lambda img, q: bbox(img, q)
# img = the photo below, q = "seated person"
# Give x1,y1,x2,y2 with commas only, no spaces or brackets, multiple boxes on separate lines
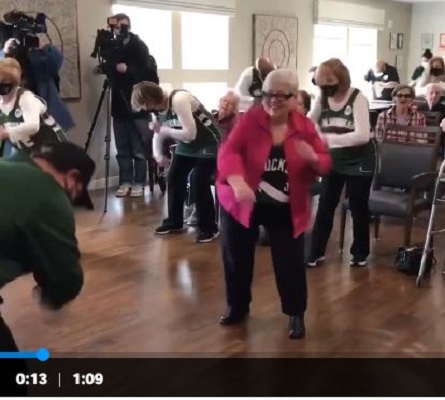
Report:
375,84,426,143
416,56,445,96
296,90,311,115
415,83,445,120
0,58,67,158
364,60,400,101
185,90,240,226
410,49,433,86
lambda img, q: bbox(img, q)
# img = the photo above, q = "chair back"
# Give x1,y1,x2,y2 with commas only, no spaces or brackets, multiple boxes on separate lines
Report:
376,125,441,190
422,111,442,126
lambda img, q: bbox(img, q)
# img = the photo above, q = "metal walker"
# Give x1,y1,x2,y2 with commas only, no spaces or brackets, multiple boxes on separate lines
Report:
417,159,445,287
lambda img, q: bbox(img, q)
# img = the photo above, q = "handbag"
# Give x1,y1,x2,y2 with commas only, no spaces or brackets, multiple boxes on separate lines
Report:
395,244,435,276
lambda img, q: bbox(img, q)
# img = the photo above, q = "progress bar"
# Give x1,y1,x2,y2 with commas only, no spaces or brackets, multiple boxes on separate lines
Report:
0,348,49,361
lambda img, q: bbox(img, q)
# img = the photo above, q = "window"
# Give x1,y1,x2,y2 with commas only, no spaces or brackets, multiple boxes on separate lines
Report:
111,5,173,69
181,12,229,70
313,25,377,93
183,82,228,110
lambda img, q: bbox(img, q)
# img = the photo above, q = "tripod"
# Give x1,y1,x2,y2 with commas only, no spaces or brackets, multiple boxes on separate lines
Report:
84,78,113,213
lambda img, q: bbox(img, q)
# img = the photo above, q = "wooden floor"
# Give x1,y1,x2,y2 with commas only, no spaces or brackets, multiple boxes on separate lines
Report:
3,188,445,357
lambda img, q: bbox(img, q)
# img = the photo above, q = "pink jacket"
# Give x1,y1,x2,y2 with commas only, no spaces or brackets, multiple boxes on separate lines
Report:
217,105,332,238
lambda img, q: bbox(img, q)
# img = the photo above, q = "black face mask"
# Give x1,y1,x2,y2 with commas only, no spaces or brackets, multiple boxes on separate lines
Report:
0,83,13,96
431,68,443,77
312,77,316,86
320,84,339,97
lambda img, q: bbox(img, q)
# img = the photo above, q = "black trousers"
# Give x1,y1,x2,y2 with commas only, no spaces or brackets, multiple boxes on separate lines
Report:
309,171,373,260
167,154,217,233
0,312,28,395
221,206,307,316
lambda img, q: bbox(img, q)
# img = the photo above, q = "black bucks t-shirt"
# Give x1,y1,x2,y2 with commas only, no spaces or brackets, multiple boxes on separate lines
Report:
256,145,289,205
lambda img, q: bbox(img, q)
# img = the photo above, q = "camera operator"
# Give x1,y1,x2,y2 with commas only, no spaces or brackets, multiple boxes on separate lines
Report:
0,11,74,143
105,13,159,198
0,58,70,162
0,141,95,396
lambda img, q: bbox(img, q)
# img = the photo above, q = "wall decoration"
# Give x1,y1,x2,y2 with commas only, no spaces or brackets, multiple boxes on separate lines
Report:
397,33,404,50
0,0,81,99
395,55,403,70
389,33,397,50
439,34,445,50
421,33,434,51
253,14,298,69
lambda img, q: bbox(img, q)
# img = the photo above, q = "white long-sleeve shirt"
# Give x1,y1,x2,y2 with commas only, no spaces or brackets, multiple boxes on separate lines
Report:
0,89,46,146
152,90,199,161
308,88,371,148
234,66,259,111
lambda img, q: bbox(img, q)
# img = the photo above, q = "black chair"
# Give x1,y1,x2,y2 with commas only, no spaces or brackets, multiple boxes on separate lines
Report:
339,125,441,250
422,111,442,127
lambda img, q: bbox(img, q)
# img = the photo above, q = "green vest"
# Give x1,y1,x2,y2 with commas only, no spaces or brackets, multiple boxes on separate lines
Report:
318,89,376,176
160,90,222,158
0,88,68,157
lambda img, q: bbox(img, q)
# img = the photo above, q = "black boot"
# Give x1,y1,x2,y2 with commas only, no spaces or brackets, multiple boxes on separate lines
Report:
288,314,305,339
219,309,249,326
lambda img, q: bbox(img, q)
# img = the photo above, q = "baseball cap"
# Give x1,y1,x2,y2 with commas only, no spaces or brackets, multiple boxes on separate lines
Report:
32,142,96,209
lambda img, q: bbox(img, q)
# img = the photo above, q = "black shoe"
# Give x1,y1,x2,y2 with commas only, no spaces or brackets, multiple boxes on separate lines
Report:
219,309,249,326
288,314,305,339
155,222,185,235
350,257,368,267
197,231,220,243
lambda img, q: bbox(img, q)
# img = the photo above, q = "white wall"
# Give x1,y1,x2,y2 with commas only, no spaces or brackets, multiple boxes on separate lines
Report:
408,2,445,83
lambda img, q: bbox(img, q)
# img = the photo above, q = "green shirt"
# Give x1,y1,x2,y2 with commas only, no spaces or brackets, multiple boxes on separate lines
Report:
161,90,221,158
0,155,83,307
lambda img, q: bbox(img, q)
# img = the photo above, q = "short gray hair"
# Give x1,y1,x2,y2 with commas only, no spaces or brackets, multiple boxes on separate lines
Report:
426,82,442,93
263,69,299,95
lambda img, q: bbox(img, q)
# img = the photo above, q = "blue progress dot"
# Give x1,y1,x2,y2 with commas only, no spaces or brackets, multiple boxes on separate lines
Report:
36,348,50,362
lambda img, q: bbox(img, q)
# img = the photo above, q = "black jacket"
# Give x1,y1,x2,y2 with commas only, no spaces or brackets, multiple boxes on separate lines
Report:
110,33,159,119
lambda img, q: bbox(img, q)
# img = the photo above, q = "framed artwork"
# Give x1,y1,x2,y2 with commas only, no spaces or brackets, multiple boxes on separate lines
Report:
389,33,397,50
421,33,434,51
397,33,404,50
253,14,298,69
395,55,403,70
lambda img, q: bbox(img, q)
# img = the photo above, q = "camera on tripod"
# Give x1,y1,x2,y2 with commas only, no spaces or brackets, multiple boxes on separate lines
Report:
90,17,129,76
0,10,47,55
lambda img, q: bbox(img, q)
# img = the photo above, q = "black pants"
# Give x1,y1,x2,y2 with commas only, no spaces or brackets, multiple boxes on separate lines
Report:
167,154,217,233
309,171,373,260
221,206,307,316
0,313,28,395
186,168,197,206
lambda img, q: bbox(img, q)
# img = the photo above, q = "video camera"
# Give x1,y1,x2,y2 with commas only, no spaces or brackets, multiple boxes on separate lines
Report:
90,16,129,76
0,10,47,55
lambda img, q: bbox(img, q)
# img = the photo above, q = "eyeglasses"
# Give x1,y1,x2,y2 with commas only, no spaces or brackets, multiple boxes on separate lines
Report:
396,93,412,99
262,92,293,102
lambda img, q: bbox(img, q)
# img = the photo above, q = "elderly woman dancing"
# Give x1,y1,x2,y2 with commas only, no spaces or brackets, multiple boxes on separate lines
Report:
217,69,331,339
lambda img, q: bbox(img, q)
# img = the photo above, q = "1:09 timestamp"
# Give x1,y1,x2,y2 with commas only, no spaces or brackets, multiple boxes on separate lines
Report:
73,373,104,385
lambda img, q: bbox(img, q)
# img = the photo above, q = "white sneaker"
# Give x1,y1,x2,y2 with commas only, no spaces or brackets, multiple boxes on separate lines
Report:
130,184,145,198
116,184,131,197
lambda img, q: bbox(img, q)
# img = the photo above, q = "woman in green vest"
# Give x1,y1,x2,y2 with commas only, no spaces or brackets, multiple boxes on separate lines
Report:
307,58,375,268
0,58,66,158
132,81,221,243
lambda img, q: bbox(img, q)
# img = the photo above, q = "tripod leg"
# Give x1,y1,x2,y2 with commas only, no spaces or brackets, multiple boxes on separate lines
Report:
104,85,112,213
85,79,108,152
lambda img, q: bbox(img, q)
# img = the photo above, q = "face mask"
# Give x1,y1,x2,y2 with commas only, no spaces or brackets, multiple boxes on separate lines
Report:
0,83,13,95
320,84,339,98
312,77,316,86
431,68,443,77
